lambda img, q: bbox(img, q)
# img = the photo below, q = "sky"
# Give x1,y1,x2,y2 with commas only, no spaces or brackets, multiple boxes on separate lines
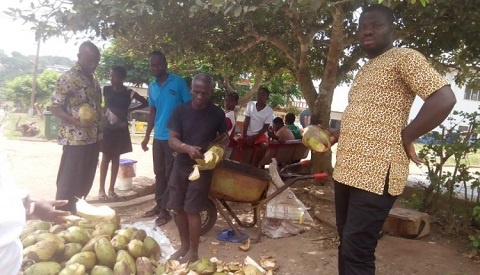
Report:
0,0,106,60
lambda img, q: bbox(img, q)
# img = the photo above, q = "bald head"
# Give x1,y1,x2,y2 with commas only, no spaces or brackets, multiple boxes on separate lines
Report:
77,41,100,75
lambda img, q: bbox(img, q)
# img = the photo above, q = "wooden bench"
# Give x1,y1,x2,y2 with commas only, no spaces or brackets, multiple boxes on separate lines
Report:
231,139,310,167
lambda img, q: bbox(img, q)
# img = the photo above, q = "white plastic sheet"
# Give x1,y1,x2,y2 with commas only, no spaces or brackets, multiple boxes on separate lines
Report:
121,220,174,263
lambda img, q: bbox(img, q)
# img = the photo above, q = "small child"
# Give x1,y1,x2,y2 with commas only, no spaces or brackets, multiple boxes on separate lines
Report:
224,92,239,159
98,66,148,200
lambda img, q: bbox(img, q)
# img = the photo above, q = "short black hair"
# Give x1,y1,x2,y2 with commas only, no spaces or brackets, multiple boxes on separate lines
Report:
148,50,167,64
226,92,239,102
258,87,270,97
192,73,214,89
285,113,296,124
111,65,127,78
273,117,284,125
78,41,100,55
360,4,395,24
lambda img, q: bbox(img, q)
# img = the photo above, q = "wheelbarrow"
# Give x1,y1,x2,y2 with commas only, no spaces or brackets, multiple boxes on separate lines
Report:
199,159,327,244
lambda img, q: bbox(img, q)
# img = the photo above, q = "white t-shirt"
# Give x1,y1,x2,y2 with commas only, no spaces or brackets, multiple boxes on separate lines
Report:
0,140,25,275
225,110,236,137
244,101,274,136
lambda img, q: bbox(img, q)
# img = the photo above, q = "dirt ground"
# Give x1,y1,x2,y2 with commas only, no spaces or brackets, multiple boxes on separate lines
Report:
117,183,480,275
4,138,480,274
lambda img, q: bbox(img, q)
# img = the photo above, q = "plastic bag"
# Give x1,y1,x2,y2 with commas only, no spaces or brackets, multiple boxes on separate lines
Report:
261,159,314,238
263,183,314,224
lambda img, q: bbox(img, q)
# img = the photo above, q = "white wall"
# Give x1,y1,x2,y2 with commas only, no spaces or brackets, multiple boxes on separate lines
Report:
409,74,479,129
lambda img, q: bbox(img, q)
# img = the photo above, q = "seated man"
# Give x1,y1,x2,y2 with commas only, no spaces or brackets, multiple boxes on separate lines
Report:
241,87,274,167
268,117,295,142
285,113,302,139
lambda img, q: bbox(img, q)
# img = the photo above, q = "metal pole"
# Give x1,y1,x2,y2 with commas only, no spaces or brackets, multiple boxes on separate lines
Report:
28,39,41,117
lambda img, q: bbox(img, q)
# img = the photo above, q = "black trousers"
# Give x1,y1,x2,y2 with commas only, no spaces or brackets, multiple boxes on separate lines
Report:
55,143,99,213
152,139,174,210
334,176,397,275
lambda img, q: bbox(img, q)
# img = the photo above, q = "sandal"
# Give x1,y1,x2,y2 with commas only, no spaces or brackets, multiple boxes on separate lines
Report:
155,216,172,227
155,212,172,227
108,191,119,201
98,193,108,201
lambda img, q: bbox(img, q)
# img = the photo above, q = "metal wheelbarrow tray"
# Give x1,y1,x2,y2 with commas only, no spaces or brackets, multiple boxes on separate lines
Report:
205,159,327,244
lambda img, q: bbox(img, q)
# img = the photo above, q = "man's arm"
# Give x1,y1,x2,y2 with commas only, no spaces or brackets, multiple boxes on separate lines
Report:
141,106,156,151
168,130,203,160
402,86,456,144
242,116,250,137
402,86,456,164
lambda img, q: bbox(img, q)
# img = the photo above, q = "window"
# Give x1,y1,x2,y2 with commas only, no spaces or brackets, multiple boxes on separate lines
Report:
464,86,480,101
458,125,469,132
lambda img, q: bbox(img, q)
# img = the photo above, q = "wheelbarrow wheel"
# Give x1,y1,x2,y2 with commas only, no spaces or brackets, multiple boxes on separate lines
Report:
200,199,217,235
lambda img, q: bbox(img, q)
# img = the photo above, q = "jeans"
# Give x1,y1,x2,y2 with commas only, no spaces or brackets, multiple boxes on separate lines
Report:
334,176,397,275
152,139,174,210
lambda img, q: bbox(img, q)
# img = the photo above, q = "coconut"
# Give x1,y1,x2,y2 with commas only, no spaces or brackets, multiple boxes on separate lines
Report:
76,198,116,222
78,103,96,124
302,125,331,153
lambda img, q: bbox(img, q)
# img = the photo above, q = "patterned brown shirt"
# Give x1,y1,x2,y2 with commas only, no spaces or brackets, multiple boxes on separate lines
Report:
51,63,102,145
333,47,448,195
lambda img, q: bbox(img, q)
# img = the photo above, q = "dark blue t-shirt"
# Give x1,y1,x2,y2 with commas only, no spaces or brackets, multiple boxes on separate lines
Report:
168,101,227,165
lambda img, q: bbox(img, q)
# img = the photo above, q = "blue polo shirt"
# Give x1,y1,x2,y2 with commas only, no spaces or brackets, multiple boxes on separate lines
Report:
148,74,191,140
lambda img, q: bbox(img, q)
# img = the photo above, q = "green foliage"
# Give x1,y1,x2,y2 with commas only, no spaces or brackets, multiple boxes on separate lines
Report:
96,45,151,86
469,205,480,254
414,110,480,234
2,70,61,111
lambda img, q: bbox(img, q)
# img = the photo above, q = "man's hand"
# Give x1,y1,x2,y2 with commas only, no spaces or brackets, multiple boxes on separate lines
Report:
141,136,150,152
403,142,424,165
184,144,204,160
71,117,95,128
33,200,70,224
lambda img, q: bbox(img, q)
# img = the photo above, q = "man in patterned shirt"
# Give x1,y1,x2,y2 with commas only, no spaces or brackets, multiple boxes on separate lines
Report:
50,41,102,213
326,5,456,274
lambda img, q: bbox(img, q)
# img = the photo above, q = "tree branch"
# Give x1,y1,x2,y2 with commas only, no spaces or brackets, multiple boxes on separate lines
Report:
238,69,264,107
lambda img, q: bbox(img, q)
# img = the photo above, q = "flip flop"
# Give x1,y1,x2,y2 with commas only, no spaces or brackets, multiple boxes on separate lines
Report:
108,192,119,200
216,229,249,243
155,213,172,227
98,194,108,201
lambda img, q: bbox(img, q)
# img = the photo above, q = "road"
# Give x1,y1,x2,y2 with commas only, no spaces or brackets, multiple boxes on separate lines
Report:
3,138,154,200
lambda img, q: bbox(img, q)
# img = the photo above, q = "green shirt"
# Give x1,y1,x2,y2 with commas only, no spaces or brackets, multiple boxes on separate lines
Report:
287,124,302,139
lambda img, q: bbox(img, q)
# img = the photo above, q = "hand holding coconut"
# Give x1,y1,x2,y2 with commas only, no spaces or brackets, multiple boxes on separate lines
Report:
75,103,97,128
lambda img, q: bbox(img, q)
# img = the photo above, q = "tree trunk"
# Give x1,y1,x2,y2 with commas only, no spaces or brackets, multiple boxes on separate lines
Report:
303,7,345,179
